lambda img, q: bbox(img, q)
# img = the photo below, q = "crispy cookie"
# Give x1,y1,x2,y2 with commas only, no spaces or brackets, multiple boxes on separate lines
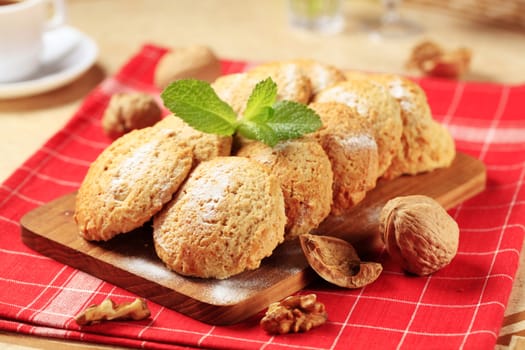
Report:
288,59,346,97
369,74,456,179
247,61,312,104
154,116,232,164
309,102,379,215
75,127,193,241
212,73,260,116
153,156,286,279
315,79,403,177
237,138,333,240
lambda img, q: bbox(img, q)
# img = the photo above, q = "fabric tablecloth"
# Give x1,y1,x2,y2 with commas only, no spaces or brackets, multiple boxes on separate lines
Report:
1,44,524,350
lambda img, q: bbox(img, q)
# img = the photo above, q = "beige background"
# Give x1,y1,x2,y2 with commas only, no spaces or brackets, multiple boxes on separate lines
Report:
0,0,524,348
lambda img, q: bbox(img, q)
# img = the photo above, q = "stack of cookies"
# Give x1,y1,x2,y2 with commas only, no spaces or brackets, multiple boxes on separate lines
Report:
74,59,455,279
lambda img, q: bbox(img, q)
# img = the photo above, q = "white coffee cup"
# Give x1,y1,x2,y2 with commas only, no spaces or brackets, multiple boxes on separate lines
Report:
0,0,66,83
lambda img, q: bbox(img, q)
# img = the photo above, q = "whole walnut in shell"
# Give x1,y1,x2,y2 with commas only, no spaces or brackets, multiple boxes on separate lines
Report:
380,195,459,276
102,93,162,139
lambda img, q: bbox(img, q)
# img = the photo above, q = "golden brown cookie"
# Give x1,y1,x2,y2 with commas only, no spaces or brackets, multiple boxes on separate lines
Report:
247,62,312,104
154,45,221,89
154,115,232,164
212,62,312,116
288,59,346,97
101,93,162,139
75,127,193,241
237,138,333,240
211,73,261,115
315,80,402,177
153,156,286,279
309,102,379,215
368,74,456,179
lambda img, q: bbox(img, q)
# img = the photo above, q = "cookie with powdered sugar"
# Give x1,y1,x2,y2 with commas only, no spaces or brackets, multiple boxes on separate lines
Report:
315,79,403,177
211,73,261,116
212,61,312,117
288,59,347,97
153,156,286,279
247,62,312,104
309,102,379,215
75,126,193,241
367,74,456,179
154,116,232,165
237,138,333,240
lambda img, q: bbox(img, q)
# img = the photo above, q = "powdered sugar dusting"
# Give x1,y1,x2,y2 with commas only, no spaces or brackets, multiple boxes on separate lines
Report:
312,64,332,92
341,134,377,151
321,86,369,116
388,78,413,112
281,64,300,99
200,241,307,305
108,141,158,201
184,161,233,223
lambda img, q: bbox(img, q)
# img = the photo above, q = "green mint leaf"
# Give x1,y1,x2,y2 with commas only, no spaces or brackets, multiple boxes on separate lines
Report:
268,100,323,140
161,79,237,136
237,121,279,147
246,106,274,124
243,77,277,121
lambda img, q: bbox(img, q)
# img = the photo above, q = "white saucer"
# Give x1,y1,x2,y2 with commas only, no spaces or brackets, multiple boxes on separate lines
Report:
0,26,98,99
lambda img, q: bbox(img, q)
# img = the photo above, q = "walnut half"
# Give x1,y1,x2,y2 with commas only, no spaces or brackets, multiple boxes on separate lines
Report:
260,294,328,335
299,233,382,289
74,298,151,326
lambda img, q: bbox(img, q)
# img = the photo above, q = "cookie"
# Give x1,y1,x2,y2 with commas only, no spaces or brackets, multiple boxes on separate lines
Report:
309,102,379,215
211,73,261,115
247,61,312,104
75,127,193,241
368,74,455,179
288,59,346,96
153,156,286,279
213,61,314,117
237,138,333,239
315,79,403,177
154,115,232,164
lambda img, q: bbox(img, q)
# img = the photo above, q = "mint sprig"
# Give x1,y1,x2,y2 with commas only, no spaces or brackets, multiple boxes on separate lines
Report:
160,77,322,147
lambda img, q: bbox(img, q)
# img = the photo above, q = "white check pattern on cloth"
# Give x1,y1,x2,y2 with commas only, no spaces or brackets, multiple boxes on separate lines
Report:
0,44,524,350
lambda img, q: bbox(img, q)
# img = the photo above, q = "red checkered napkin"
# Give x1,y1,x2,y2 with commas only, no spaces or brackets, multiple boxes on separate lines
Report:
0,44,524,350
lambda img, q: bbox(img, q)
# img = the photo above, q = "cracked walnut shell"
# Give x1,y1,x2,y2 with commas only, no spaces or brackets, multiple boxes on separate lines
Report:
380,195,459,276
299,233,382,289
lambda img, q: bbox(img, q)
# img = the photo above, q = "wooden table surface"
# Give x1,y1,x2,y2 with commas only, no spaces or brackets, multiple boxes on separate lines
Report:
0,0,524,348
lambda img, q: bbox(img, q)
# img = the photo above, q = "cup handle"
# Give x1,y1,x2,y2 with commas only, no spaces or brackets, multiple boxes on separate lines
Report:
44,0,66,31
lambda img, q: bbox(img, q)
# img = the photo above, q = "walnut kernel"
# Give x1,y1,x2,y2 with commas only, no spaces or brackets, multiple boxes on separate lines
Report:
380,195,459,276
74,298,151,326
260,294,327,334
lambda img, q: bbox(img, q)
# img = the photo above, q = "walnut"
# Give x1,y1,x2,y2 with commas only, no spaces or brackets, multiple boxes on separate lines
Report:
299,233,382,289
406,40,471,79
154,45,221,89
101,93,162,139
379,195,459,276
260,294,327,334
74,298,151,326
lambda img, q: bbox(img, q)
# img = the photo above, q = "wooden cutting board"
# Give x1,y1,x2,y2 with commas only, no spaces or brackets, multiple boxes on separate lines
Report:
20,152,486,325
